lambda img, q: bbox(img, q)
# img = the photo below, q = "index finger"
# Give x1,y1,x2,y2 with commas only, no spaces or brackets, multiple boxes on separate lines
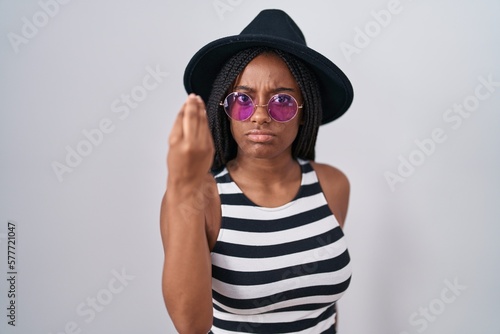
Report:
182,94,201,140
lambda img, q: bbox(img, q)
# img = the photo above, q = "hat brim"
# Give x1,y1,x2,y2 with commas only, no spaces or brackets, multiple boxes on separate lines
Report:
184,34,353,125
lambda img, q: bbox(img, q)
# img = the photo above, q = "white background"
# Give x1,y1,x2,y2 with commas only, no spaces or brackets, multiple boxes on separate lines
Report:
1,1,499,333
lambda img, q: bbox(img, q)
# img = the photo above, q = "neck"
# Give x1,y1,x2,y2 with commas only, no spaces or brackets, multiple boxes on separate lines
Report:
227,153,300,185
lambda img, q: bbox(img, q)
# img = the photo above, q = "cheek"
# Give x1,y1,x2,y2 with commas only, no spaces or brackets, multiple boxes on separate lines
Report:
288,113,303,135
229,120,237,138
288,124,301,143
229,120,245,144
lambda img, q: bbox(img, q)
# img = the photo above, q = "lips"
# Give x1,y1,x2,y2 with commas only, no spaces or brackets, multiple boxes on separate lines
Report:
245,129,275,143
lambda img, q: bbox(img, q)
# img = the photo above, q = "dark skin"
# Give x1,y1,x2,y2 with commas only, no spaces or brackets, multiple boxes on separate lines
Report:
161,53,350,333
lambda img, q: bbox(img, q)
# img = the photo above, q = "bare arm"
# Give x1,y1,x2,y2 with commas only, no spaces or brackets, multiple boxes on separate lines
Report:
311,162,350,331
310,162,350,228
160,94,214,333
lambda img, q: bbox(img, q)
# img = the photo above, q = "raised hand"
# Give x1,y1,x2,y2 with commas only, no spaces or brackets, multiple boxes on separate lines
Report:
167,94,214,190
161,94,215,333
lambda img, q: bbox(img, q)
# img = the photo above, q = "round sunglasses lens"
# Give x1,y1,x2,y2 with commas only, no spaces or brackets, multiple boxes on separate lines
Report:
268,94,298,122
224,93,254,121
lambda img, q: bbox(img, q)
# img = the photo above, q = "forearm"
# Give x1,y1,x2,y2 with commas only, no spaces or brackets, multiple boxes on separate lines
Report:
161,186,213,333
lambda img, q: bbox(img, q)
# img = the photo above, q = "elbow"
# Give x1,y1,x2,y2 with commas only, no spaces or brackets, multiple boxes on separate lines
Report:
169,313,212,334
164,296,213,334
174,322,212,334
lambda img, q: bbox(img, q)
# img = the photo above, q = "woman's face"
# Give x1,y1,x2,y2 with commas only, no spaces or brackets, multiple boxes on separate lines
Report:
229,52,304,161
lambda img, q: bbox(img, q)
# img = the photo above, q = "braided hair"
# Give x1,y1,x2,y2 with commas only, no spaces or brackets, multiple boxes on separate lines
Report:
206,47,322,171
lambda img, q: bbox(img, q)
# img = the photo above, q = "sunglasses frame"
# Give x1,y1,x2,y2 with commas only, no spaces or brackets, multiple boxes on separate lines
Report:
220,92,303,123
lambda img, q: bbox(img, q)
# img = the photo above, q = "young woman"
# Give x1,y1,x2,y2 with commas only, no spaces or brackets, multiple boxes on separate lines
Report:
161,9,354,333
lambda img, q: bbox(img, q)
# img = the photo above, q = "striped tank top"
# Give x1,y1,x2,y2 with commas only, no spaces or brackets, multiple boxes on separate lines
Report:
210,159,352,333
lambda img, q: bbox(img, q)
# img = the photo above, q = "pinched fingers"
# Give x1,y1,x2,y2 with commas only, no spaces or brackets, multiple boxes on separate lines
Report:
169,94,213,152
169,94,206,143
167,94,214,182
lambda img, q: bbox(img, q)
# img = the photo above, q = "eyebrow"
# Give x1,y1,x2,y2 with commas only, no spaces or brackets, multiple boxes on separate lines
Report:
233,85,297,94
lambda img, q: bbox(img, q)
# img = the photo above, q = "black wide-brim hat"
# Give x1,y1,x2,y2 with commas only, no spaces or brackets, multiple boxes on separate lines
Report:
184,9,353,124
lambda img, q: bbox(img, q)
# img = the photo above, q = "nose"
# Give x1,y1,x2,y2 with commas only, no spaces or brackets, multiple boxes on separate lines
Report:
250,102,271,124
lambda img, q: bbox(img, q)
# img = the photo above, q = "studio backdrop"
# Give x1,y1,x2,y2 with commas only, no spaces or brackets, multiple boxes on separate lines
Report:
1,1,499,333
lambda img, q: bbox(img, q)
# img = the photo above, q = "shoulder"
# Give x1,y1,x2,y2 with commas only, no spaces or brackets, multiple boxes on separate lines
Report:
308,161,350,228
309,161,350,195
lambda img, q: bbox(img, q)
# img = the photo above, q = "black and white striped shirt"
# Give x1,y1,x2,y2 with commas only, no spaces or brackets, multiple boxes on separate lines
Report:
210,159,352,333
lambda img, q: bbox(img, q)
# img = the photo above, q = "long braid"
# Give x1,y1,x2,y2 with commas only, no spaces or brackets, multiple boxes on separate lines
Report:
274,49,322,160
206,47,322,171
